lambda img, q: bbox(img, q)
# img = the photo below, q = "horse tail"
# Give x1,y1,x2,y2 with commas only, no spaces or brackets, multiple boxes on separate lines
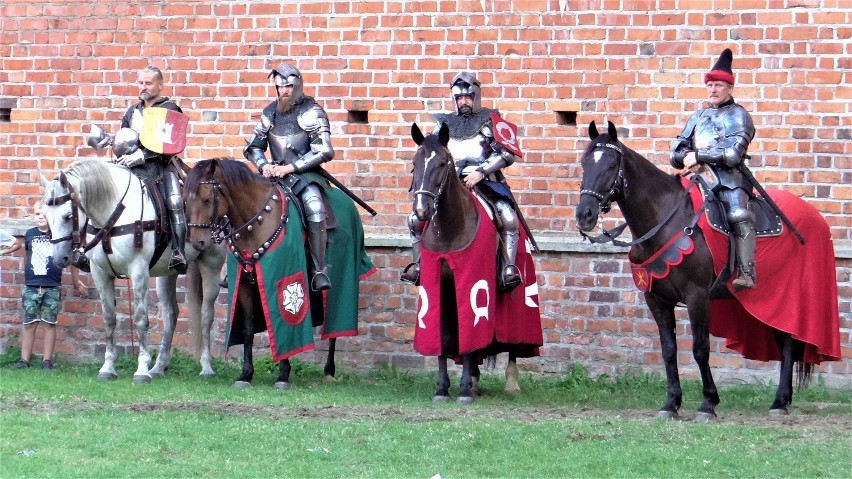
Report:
795,361,813,390
185,260,204,359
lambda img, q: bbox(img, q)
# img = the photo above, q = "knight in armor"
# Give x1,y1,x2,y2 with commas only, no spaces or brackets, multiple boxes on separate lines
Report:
110,65,188,274
401,71,522,292
243,62,334,291
671,49,758,290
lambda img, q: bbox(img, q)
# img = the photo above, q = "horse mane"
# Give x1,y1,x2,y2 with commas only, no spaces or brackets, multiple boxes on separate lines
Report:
185,157,258,195
61,160,118,215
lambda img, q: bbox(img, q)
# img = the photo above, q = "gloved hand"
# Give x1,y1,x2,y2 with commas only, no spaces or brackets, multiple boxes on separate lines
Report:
115,150,145,167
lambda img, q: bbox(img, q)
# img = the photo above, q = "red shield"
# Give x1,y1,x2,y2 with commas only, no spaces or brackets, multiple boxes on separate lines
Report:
139,107,189,155
490,112,523,158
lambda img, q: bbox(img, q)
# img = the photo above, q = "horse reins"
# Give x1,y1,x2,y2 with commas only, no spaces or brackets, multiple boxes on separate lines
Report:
46,172,132,257
187,176,286,272
186,178,228,243
579,141,705,248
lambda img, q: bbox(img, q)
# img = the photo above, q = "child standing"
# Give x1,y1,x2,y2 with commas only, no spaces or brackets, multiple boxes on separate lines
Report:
11,201,86,370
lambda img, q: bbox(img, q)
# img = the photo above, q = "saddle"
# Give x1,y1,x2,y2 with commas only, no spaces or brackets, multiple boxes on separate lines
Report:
85,174,171,270
696,179,783,238
694,177,782,299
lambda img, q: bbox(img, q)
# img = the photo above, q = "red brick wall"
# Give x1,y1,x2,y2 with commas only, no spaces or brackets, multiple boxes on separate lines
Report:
1,0,849,386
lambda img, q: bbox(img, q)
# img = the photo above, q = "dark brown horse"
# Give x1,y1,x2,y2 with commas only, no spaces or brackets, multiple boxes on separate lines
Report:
409,123,542,404
575,121,840,420
184,158,374,389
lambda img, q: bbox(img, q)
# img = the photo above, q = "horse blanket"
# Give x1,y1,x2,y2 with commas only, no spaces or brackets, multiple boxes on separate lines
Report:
682,177,840,364
225,188,376,361
415,194,542,356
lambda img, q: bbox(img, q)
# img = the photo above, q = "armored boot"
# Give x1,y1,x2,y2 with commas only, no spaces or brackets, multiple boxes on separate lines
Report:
400,241,421,285
307,220,331,291
168,207,188,275
498,229,521,292
731,220,756,290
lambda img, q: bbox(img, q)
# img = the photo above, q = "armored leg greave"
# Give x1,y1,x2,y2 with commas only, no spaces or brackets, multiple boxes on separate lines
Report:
301,185,330,291
400,212,426,285
165,171,187,274
495,200,521,292
306,220,330,291
732,220,756,290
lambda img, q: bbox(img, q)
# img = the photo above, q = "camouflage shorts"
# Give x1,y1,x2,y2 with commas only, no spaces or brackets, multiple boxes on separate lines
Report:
21,286,61,325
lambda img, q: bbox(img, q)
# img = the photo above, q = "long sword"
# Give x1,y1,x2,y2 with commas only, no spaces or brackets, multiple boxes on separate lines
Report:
736,162,805,245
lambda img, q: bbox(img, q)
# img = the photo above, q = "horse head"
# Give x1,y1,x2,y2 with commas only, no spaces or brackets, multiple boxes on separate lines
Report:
41,167,89,268
410,122,452,221
184,158,230,251
575,120,626,233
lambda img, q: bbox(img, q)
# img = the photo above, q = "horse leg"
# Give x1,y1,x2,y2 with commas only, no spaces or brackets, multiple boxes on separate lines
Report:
195,255,223,377
505,352,521,395
130,267,153,383
770,330,796,415
150,275,178,377
234,333,254,388
646,295,682,418
433,355,451,402
322,338,337,383
458,353,476,404
471,359,481,396
93,271,118,381
275,359,291,390
685,298,719,422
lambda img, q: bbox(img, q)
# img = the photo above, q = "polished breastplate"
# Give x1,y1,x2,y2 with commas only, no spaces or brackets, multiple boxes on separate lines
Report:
268,130,310,165
448,136,488,166
693,111,725,150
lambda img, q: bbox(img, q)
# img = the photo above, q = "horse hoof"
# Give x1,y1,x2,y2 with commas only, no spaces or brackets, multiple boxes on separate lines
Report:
432,395,450,403
97,372,117,381
769,408,789,417
132,374,152,384
274,381,291,390
322,375,337,384
233,381,252,389
149,369,164,377
657,410,679,420
504,386,521,395
457,396,475,405
199,371,215,378
694,412,716,423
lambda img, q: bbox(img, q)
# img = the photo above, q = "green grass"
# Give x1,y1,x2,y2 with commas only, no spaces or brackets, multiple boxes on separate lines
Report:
1,350,850,478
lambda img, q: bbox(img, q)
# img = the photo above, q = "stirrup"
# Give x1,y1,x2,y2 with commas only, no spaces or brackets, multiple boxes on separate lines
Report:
732,271,755,290
400,262,420,286
169,252,188,274
311,270,331,291
499,265,522,292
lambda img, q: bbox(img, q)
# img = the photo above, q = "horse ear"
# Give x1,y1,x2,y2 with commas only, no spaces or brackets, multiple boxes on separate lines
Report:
588,121,599,140
411,123,425,146
58,171,69,188
39,170,51,190
438,122,450,147
607,121,618,141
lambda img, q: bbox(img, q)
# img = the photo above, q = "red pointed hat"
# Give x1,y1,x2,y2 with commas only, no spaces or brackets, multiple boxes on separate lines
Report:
704,48,735,85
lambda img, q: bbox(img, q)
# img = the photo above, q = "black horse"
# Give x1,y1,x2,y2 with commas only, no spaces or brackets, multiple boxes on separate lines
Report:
575,121,839,420
409,123,542,404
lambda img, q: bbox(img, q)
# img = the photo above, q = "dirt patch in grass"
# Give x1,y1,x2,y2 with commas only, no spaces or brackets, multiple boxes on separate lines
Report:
5,397,850,433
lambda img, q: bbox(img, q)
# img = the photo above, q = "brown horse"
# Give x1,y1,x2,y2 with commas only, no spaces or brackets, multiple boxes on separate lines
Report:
409,123,543,404
183,158,374,389
575,121,840,420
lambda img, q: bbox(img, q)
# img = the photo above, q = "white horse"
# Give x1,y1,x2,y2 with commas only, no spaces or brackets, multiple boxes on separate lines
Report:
40,160,226,382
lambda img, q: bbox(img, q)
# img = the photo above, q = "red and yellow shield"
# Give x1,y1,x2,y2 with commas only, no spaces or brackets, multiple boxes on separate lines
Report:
139,107,189,155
